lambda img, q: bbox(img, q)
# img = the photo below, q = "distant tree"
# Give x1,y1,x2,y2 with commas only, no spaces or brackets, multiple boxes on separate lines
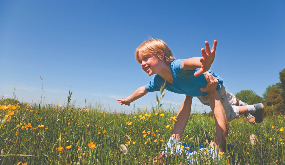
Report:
279,68,285,103
235,90,264,105
263,83,281,100
265,86,285,116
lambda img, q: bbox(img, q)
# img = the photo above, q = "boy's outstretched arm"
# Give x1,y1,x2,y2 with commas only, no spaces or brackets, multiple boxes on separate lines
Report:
116,86,148,106
182,40,217,77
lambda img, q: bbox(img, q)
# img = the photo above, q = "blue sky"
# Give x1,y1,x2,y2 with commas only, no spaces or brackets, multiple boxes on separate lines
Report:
1,0,284,113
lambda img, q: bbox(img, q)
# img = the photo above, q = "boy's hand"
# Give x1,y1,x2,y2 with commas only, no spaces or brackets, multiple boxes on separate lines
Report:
116,98,131,106
200,72,218,93
194,40,217,77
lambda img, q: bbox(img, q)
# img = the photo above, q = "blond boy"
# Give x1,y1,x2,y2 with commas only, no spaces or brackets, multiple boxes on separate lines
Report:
117,39,264,151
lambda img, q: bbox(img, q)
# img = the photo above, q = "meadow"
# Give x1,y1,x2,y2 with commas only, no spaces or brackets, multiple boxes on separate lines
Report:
0,97,284,164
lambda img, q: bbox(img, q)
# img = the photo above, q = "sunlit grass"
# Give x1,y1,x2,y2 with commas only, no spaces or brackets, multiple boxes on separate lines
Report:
0,99,284,164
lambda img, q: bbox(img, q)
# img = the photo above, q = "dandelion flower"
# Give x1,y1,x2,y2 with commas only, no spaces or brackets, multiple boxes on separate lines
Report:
272,126,274,128
142,130,146,133
280,127,284,132
78,147,81,151
133,141,136,144
270,137,272,141
98,132,101,134
143,134,147,137
160,114,164,117
5,115,11,121
38,125,44,128
8,104,17,110
8,111,15,116
58,146,63,151
154,139,158,142
218,152,225,157
0,105,7,109
26,123,32,128
66,145,72,149
88,142,96,149
165,125,170,128
125,141,131,146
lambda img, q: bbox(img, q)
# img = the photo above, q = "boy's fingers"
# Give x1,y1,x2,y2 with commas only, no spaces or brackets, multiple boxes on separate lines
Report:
211,40,217,52
201,48,207,59
194,68,203,77
205,41,211,55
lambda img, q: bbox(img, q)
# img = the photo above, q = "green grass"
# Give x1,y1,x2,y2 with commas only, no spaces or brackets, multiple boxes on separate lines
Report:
0,100,284,164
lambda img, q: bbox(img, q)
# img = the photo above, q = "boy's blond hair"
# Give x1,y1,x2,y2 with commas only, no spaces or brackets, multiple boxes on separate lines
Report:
135,39,175,64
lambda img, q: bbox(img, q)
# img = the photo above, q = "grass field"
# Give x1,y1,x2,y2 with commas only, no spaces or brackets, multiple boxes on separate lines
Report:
0,98,284,164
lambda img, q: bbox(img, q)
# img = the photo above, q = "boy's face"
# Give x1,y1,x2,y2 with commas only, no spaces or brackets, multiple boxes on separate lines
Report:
139,53,161,76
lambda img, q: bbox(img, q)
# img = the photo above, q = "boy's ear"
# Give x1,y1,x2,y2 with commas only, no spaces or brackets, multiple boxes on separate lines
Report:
159,51,165,60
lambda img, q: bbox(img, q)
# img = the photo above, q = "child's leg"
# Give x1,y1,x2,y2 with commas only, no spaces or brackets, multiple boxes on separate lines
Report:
171,95,193,141
225,90,264,123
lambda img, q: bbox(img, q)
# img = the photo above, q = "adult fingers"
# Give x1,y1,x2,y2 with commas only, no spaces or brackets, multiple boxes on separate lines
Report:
205,41,211,55
200,87,207,92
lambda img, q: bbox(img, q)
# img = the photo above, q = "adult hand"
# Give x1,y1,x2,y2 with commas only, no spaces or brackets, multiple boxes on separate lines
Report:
200,72,218,93
116,98,131,106
194,40,217,77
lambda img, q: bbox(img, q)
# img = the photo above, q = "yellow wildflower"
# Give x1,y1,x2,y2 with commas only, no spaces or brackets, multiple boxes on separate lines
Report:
26,123,32,127
88,142,96,149
272,126,274,128
147,131,151,134
0,105,7,109
143,134,147,137
78,147,81,151
5,115,11,121
142,130,146,133
103,130,106,133
98,132,101,134
155,113,158,115
165,125,170,128
154,139,158,142
160,114,164,117
133,116,136,118
125,141,131,146
38,125,44,128
270,137,272,141
66,145,72,149
156,130,159,132
8,104,17,110
8,111,15,116
280,127,284,132
58,146,63,151
218,152,225,157
133,141,136,144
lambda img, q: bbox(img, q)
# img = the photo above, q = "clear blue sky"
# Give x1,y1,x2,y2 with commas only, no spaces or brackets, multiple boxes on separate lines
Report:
1,0,284,113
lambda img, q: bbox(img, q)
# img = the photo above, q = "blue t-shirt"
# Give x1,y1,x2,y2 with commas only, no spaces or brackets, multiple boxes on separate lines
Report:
145,59,223,97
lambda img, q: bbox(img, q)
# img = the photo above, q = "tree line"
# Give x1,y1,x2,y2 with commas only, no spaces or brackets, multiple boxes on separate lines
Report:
235,68,285,116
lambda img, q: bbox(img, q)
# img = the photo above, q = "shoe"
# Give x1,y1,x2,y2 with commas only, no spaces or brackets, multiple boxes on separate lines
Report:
246,113,255,124
251,103,264,123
